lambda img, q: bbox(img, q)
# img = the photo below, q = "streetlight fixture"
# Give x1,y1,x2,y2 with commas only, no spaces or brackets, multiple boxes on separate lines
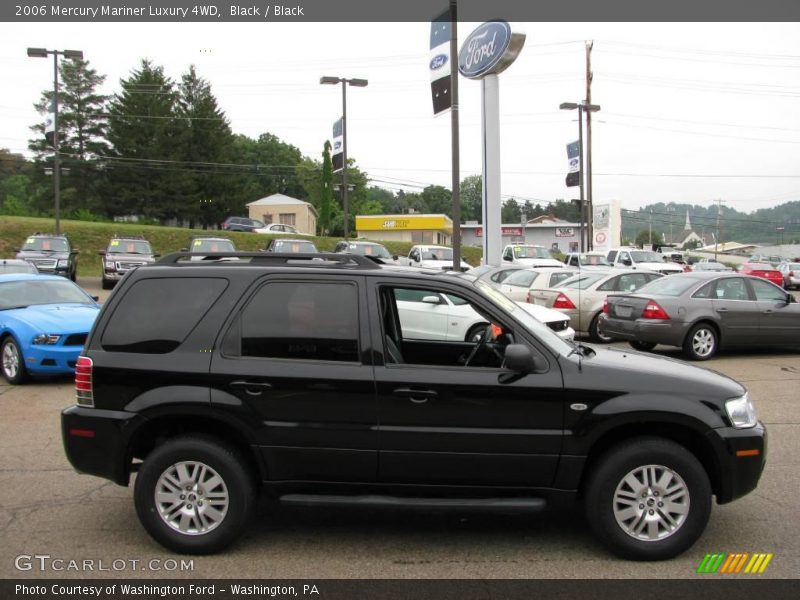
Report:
27,47,84,235
560,100,600,250
320,76,368,241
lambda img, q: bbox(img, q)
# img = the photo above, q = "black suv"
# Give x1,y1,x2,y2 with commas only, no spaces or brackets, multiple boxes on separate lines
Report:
15,233,79,280
98,236,158,289
62,252,766,559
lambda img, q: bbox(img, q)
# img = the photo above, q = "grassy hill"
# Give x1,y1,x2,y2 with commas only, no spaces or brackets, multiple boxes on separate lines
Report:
0,216,483,276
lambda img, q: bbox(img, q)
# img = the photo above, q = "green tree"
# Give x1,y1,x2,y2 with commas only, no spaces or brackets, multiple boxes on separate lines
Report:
420,185,452,215
28,57,109,215
105,59,181,220
176,65,234,227
501,198,521,223
459,175,482,222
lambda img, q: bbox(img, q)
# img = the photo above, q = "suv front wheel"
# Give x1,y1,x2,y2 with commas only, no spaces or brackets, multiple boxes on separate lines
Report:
584,436,711,560
134,435,256,554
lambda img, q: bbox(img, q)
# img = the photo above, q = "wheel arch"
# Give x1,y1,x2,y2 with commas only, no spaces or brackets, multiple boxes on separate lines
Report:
578,422,722,501
126,410,265,486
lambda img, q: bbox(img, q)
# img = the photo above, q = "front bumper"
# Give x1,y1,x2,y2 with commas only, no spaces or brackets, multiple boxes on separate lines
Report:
707,422,767,504
25,344,83,375
62,405,145,485
598,314,690,347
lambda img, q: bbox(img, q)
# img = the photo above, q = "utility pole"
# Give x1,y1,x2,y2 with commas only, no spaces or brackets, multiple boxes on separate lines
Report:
585,41,595,251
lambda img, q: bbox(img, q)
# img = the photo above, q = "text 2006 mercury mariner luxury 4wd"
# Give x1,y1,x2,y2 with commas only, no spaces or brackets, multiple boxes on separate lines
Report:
62,252,766,559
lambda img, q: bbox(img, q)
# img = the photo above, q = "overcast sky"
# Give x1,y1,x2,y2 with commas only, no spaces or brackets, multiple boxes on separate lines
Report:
1,21,799,213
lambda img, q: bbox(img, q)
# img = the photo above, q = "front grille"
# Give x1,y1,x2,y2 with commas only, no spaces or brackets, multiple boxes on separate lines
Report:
64,334,88,346
117,261,146,271
548,320,569,332
32,259,57,268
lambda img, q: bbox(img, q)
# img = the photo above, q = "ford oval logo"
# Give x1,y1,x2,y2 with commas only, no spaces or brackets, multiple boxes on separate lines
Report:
459,21,512,79
430,54,448,71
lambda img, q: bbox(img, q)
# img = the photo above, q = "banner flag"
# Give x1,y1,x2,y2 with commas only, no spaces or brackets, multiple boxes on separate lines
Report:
332,117,344,172
429,10,452,115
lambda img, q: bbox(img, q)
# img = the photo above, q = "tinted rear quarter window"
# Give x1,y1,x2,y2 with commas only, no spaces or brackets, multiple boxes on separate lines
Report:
101,278,227,353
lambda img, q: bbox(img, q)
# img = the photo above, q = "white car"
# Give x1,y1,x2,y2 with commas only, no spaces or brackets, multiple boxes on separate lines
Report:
401,245,471,271
501,244,563,268
395,287,574,343
253,223,313,236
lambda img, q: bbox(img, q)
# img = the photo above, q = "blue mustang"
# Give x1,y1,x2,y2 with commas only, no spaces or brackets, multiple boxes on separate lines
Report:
0,273,100,384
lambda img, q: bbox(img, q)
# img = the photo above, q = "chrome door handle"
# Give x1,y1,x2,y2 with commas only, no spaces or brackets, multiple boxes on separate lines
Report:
393,388,438,404
230,381,273,395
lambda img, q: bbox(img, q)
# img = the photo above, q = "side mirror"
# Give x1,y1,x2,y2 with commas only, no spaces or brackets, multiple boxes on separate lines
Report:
422,295,442,305
153,253,161,258
503,255,513,262
13,247,20,252
787,294,796,304
180,247,188,252
91,295,100,302
621,259,632,266
98,251,106,256
392,255,398,261
503,344,547,373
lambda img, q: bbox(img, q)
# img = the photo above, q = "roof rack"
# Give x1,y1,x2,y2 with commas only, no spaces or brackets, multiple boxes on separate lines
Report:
157,252,382,269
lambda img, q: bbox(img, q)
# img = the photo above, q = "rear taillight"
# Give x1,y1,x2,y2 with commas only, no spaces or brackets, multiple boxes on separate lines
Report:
641,300,670,320
603,298,609,314
75,355,93,407
553,293,576,310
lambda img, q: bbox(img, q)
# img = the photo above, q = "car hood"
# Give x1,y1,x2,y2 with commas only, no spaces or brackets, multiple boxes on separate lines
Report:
16,250,70,260
634,262,683,272
516,301,570,324
105,253,155,262
6,304,100,333
515,258,564,268
578,345,744,402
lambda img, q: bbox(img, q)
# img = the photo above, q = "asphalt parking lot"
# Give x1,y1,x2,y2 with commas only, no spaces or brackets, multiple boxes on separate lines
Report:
1,278,798,579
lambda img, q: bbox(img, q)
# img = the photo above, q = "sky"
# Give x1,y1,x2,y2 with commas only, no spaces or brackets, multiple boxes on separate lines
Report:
1,20,799,213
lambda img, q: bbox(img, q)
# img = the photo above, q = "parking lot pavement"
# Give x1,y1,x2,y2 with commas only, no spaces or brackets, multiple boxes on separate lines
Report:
1,303,798,579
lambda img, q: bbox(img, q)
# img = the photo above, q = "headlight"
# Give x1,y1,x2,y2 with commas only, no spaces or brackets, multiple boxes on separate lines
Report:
57,259,69,268
105,260,115,269
32,334,61,345
725,393,758,429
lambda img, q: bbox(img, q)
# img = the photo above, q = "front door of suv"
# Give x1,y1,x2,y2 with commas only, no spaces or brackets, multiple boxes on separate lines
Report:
210,276,377,482
370,280,564,488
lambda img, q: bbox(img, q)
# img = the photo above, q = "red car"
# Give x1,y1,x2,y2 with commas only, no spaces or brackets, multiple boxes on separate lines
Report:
739,262,784,286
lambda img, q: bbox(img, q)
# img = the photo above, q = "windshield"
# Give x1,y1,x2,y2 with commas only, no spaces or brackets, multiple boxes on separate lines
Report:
21,237,69,252
422,248,453,261
192,239,236,253
635,276,698,297
350,243,392,259
0,279,93,310
579,254,610,266
473,280,573,354
273,240,318,253
630,251,664,263
108,240,153,255
557,272,607,289
513,246,552,259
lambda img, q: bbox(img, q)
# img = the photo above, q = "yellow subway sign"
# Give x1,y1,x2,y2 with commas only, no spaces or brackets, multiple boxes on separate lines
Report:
356,214,452,232
696,552,773,574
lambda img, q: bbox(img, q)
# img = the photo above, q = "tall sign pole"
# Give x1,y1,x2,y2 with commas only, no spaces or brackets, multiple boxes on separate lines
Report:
458,21,525,266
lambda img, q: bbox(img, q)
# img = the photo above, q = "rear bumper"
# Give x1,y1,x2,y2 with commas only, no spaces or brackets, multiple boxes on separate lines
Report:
62,405,145,485
597,315,690,347
707,422,767,504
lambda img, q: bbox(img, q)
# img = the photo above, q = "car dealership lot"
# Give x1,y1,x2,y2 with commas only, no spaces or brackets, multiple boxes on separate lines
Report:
1,329,797,579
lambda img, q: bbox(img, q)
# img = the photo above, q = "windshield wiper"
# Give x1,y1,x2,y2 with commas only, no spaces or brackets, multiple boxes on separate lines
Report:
0,305,29,311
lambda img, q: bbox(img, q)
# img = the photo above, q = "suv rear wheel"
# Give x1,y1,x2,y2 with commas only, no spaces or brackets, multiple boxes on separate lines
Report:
134,435,256,554
584,436,711,560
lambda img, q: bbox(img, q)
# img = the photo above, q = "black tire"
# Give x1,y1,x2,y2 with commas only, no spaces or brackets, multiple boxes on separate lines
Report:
629,340,657,352
69,268,77,282
682,323,718,361
1,336,27,385
101,277,113,290
584,436,711,561
589,313,614,343
134,435,256,554
465,322,489,343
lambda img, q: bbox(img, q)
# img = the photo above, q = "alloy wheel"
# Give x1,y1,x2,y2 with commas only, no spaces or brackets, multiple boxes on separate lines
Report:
154,460,229,536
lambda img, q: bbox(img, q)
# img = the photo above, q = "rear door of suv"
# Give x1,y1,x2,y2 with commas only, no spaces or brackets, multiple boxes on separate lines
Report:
210,274,378,482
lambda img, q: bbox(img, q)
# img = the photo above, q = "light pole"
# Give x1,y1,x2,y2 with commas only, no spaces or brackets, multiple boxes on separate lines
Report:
560,101,600,250
27,47,83,235
320,76,368,241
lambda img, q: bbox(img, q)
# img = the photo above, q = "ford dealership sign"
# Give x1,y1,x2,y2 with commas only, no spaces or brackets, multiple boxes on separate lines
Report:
458,21,525,80
429,54,448,71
